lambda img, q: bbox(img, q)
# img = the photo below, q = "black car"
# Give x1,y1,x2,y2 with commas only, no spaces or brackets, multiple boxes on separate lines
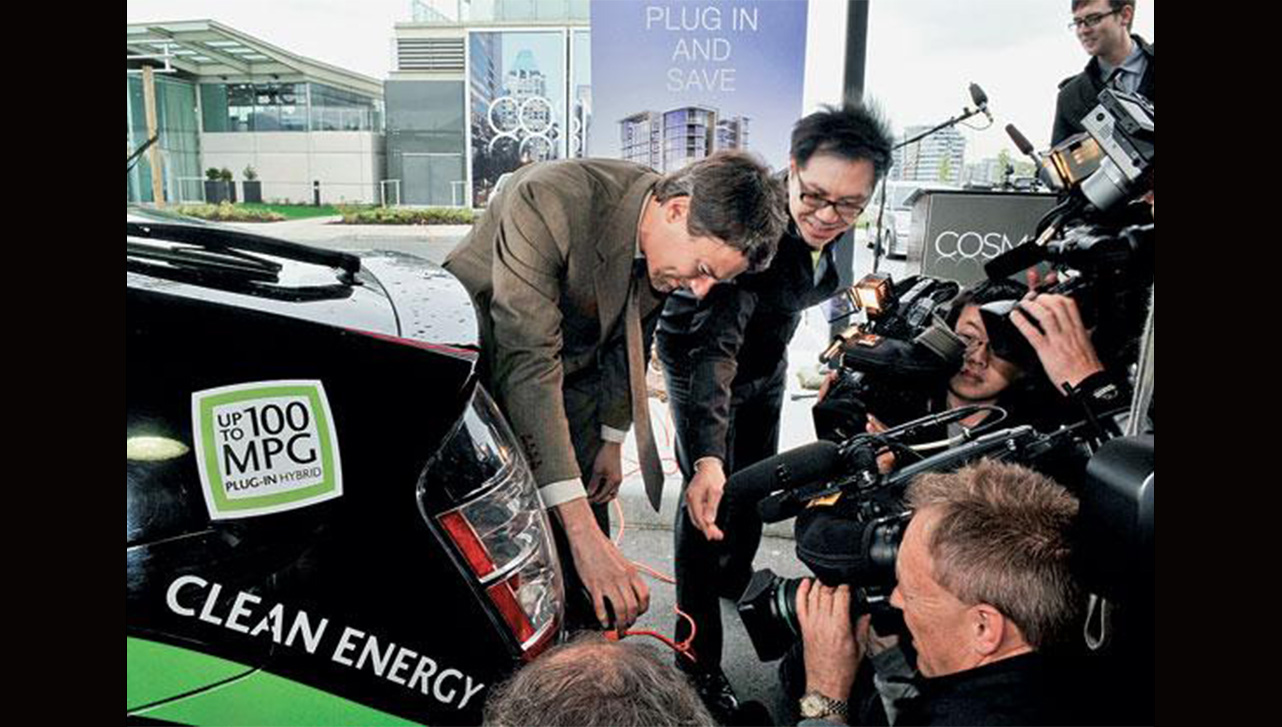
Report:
127,210,564,725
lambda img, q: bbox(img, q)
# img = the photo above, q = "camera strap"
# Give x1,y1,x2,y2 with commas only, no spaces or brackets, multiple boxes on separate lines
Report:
1083,593,1113,651
1063,371,1127,447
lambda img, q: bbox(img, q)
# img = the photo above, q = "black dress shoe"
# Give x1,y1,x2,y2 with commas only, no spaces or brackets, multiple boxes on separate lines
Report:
680,664,741,724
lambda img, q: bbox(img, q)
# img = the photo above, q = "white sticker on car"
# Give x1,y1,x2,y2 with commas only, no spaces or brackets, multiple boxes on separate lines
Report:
191,380,342,520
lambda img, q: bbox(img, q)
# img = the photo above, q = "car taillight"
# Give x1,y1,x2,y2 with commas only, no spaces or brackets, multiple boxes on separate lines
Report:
424,387,562,661
437,461,561,659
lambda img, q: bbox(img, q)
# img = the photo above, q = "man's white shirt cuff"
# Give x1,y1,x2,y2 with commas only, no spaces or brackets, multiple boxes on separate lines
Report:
539,478,588,509
601,425,628,444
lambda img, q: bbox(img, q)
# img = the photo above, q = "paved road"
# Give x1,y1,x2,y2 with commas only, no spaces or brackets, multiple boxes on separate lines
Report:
228,217,468,265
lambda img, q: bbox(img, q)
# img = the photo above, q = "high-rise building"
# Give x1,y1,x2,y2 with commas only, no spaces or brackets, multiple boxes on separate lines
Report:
620,111,663,170
962,157,1005,186
716,116,750,154
892,125,965,185
662,106,716,171
618,106,749,173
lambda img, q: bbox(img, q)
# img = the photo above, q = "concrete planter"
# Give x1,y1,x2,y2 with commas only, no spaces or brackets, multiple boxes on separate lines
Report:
203,180,232,205
242,180,263,204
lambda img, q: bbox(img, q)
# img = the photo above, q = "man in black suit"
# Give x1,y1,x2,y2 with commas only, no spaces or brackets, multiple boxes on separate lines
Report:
1053,0,1154,145
655,105,893,718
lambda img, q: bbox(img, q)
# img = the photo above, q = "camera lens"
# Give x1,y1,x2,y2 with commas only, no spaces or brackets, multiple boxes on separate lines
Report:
737,569,802,662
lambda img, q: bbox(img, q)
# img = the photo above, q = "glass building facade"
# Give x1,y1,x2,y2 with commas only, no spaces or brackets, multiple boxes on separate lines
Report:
390,3,591,206
386,81,468,206
663,107,714,170
127,75,202,204
199,82,383,133
128,76,385,204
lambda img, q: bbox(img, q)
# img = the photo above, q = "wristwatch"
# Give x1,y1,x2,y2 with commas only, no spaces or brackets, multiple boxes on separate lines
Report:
1066,371,1122,405
800,690,849,722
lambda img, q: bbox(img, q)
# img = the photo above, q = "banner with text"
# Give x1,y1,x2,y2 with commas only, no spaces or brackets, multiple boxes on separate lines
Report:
590,0,809,174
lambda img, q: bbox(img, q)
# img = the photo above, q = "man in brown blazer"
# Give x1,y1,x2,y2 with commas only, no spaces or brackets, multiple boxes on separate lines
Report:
445,152,784,632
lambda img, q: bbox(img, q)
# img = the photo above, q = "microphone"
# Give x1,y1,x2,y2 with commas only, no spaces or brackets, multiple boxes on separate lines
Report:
721,440,841,525
1007,122,1065,192
969,82,993,123
1006,123,1036,158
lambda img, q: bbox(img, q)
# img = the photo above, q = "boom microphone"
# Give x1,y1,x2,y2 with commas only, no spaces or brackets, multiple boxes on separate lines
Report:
969,82,989,108
1007,123,1062,192
969,82,993,123
1006,123,1036,158
721,440,841,525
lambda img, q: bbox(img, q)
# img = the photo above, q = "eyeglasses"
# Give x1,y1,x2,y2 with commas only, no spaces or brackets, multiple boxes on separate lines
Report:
1067,9,1120,30
957,331,989,355
794,172,866,223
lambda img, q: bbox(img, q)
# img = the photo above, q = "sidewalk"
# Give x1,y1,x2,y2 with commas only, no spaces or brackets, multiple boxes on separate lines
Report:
616,305,833,540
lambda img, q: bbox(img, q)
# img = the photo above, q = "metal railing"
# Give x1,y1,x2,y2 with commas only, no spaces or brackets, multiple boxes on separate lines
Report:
380,179,403,207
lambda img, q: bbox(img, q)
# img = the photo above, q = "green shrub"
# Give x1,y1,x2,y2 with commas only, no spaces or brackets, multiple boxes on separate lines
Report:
337,207,475,225
174,202,286,223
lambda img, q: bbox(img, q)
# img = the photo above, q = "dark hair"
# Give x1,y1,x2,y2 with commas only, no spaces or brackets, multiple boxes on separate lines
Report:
947,278,1081,428
790,103,895,185
906,460,1082,649
1072,0,1136,29
482,633,716,727
653,150,785,272
946,278,1028,328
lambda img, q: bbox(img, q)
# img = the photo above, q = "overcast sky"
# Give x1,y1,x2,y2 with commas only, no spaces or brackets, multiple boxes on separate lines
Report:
127,0,1155,161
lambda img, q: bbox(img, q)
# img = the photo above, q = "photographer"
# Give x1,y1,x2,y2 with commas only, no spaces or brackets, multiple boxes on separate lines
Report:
795,461,1083,725
820,279,1119,469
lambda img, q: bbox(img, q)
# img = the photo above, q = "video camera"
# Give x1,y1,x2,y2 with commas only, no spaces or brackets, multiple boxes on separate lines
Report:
731,407,1153,662
816,273,965,431
1035,89,1154,217
733,403,1090,661
737,90,1156,663
985,88,1155,371
982,222,1153,372
819,88,1154,422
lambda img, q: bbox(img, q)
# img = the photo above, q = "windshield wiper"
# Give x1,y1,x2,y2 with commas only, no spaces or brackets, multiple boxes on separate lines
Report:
126,221,361,281
127,240,282,282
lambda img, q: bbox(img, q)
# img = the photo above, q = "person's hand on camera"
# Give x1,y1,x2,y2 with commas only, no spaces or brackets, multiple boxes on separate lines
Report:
686,457,726,541
817,370,840,404
1011,293,1105,392
856,614,899,659
797,579,860,706
1026,267,1059,292
865,413,896,474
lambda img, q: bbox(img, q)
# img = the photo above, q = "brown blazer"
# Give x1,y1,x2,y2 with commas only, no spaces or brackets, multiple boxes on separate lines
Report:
444,159,661,490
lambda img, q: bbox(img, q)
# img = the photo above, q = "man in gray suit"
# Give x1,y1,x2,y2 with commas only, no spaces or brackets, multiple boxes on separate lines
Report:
445,152,784,632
